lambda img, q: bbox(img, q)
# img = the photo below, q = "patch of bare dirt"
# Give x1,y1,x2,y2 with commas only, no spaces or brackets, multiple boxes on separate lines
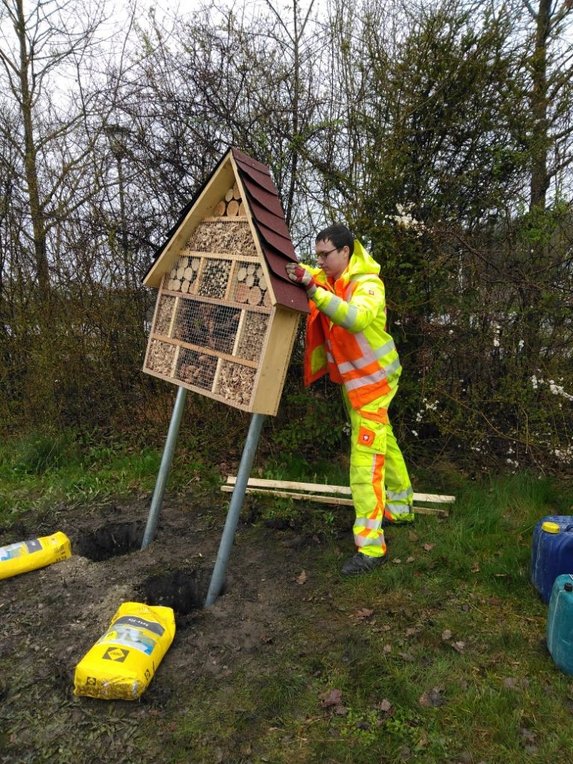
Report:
0,493,333,762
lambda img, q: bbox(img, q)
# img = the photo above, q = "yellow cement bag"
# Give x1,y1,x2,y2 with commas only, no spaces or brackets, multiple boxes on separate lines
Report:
0,531,72,580
74,601,176,700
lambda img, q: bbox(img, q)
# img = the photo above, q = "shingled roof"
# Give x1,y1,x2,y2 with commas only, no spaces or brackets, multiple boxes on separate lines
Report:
143,147,309,314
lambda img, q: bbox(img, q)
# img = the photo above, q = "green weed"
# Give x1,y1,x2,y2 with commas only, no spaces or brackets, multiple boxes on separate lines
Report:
0,432,216,526
7,431,78,475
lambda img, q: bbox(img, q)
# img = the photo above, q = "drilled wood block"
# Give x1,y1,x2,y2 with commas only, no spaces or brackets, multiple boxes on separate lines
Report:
231,259,267,305
166,254,201,294
197,259,232,299
234,283,250,303
227,200,240,217
247,286,262,305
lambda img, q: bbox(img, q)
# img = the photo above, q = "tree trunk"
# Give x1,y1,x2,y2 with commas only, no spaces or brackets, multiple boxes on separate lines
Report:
529,0,551,211
15,0,50,296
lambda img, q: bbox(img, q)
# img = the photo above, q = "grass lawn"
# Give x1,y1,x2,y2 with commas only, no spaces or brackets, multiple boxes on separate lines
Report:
176,472,573,763
1,435,573,762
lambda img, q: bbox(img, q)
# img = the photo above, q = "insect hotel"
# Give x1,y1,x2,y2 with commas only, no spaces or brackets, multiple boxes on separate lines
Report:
142,148,309,415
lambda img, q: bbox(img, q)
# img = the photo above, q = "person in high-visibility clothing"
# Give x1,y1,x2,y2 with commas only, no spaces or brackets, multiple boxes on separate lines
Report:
286,223,414,575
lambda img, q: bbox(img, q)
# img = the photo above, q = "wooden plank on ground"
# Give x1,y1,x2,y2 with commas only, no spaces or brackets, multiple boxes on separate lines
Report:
221,485,354,505
221,476,453,517
224,476,455,503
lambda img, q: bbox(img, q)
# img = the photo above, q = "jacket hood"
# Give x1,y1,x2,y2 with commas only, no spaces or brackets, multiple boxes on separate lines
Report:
308,239,380,287
347,240,380,278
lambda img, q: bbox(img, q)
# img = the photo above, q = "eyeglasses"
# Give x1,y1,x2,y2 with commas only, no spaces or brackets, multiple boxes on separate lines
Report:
316,247,338,260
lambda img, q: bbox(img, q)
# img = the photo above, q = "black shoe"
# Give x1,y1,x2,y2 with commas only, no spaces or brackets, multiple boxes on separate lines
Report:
341,552,387,576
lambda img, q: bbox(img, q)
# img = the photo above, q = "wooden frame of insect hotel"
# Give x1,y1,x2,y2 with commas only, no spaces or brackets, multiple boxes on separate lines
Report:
142,148,309,415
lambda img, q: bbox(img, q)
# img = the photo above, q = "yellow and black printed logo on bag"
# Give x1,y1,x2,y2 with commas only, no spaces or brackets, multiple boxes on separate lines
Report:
102,647,129,662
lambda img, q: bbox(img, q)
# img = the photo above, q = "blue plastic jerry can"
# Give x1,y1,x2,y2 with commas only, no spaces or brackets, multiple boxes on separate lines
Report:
547,574,573,675
531,516,573,603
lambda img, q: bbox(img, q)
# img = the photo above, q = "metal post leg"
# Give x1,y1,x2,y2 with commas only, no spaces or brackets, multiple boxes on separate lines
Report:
205,412,266,606
141,386,188,550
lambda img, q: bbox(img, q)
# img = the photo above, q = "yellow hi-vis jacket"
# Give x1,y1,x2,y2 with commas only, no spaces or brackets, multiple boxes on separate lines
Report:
303,240,402,410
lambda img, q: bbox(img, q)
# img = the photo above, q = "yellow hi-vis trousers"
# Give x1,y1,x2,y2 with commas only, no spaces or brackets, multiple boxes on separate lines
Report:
343,387,414,558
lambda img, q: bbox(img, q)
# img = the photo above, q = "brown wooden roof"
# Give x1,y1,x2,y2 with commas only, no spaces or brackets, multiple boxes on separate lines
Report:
143,147,309,314
231,148,309,313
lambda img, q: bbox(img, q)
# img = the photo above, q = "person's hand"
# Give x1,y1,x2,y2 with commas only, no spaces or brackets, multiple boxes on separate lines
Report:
285,262,316,295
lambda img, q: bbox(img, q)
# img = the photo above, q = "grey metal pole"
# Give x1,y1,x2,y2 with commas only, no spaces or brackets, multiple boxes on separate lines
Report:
141,385,188,550
204,412,266,606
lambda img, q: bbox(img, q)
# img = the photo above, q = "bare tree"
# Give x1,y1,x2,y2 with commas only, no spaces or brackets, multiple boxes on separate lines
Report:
119,1,328,244
0,0,116,297
0,0,151,428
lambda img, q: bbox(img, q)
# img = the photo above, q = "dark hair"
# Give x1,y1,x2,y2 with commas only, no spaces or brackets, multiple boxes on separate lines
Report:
315,223,354,255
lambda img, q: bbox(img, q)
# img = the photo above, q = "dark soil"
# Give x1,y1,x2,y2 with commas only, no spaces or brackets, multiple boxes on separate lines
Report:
0,492,349,763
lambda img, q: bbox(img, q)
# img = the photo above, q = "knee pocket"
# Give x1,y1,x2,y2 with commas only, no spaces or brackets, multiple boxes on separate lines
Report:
355,420,387,455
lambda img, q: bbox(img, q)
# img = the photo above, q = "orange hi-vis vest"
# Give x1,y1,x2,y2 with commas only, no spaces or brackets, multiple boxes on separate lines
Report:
302,241,402,410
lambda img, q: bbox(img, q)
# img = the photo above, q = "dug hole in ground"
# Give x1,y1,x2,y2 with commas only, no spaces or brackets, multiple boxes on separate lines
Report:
0,490,351,761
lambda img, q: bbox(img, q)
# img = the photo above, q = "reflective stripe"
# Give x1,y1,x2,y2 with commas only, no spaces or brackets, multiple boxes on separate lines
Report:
339,344,400,393
355,516,382,530
321,294,344,319
374,340,397,362
338,338,396,374
387,487,414,501
338,358,365,373
383,357,402,378
386,503,413,516
346,367,391,392
339,304,359,329
355,534,384,548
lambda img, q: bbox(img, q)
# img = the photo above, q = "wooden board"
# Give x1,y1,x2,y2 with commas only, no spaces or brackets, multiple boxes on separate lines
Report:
222,476,454,517
251,307,300,415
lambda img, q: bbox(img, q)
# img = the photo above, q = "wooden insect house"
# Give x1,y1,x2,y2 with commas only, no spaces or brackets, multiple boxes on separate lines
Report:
142,148,309,415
